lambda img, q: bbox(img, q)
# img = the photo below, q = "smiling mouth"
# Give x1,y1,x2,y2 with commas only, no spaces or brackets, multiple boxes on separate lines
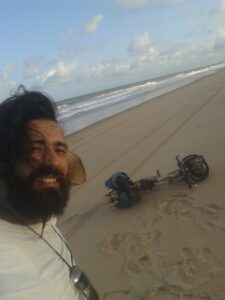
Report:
34,176,59,188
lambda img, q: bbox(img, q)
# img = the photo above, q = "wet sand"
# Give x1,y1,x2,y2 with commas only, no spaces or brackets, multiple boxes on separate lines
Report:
59,69,225,299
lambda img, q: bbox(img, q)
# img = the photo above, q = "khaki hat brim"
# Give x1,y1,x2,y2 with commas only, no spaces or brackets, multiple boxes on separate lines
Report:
67,151,86,185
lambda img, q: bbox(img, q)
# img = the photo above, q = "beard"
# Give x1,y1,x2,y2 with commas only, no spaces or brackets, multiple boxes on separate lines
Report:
4,165,71,221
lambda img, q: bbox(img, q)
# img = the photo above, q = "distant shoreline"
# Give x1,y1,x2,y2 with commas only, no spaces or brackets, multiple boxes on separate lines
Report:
65,66,225,140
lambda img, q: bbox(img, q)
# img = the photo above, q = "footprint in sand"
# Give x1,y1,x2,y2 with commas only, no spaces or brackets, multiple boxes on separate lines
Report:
180,247,193,260
179,247,222,279
156,195,193,220
101,232,134,254
198,248,215,262
207,203,221,213
146,215,162,227
101,229,164,277
196,203,225,232
197,247,223,270
197,203,223,217
172,193,194,200
147,285,209,300
102,290,130,300
179,248,199,277
134,212,162,229
156,198,170,211
125,232,165,277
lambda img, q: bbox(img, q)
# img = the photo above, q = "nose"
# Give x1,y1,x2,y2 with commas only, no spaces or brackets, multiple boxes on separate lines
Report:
43,147,60,168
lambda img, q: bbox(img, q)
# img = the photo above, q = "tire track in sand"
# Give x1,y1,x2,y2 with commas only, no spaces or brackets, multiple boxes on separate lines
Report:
60,97,198,229
83,96,202,182
67,112,137,150
129,85,225,176
61,85,225,235
64,91,200,196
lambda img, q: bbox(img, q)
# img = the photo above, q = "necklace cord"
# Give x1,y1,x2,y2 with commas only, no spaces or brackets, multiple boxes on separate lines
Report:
26,222,72,268
51,225,74,266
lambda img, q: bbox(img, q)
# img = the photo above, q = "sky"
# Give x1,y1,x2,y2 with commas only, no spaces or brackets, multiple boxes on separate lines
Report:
1,0,225,101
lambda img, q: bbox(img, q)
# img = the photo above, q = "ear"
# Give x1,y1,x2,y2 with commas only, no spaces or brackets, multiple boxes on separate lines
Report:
67,151,86,185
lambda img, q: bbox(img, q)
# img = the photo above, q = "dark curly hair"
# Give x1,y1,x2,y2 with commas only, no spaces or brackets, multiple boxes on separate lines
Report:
0,86,58,178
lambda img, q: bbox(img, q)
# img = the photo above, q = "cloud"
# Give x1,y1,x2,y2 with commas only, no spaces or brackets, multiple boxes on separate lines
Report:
130,40,223,75
213,39,225,52
36,61,77,86
128,32,153,54
217,27,225,39
0,65,16,100
159,42,225,70
131,47,158,70
79,62,130,79
216,0,225,12
23,57,42,78
84,15,103,33
213,27,225,52
116,0,183,10
28,57,131,91
211,0,225,15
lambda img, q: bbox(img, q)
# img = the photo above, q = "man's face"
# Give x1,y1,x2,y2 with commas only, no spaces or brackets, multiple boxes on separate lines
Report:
6,119,71,221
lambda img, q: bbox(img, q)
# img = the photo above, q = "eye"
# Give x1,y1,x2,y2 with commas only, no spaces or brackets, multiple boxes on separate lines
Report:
56,147,67,155
28,143,45,160
32,146,42,151
31,145,44,153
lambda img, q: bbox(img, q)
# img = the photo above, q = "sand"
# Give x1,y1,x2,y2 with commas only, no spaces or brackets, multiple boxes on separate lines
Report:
59,69,225,299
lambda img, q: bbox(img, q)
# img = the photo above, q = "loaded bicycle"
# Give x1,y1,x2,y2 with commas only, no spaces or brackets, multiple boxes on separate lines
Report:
105,154,209,208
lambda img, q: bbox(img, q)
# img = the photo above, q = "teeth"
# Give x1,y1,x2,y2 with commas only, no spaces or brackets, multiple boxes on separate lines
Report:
42,177,57,183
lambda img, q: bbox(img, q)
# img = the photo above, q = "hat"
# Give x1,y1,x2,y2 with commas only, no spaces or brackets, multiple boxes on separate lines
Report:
67,151,86,185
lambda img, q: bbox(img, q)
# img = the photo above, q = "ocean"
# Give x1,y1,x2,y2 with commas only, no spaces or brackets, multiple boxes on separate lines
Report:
57,62,225,135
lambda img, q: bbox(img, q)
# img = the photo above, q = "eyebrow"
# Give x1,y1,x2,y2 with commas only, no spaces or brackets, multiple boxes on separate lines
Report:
31,140,68,150
55,141,68,150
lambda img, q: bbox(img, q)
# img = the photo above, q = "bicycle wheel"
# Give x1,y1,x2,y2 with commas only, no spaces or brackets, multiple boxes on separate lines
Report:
183,154,209,182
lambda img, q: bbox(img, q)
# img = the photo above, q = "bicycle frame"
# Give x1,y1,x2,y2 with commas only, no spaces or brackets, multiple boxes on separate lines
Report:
105,153,208,203
153,155,193,188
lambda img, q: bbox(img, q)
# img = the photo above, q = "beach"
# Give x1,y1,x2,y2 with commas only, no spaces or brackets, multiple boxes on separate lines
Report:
59,69,225,299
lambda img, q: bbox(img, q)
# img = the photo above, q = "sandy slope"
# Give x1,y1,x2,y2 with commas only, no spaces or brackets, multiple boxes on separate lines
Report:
59,69,225,299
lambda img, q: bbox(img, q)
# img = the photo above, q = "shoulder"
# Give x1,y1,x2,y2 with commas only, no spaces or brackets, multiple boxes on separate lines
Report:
0,221,27,265
0,219,34,264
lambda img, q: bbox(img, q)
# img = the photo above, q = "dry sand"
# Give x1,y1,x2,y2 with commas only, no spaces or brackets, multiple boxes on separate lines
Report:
59,69,225,299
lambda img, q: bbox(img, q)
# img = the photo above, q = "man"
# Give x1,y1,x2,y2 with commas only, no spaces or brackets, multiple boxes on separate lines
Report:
0,87,98,299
